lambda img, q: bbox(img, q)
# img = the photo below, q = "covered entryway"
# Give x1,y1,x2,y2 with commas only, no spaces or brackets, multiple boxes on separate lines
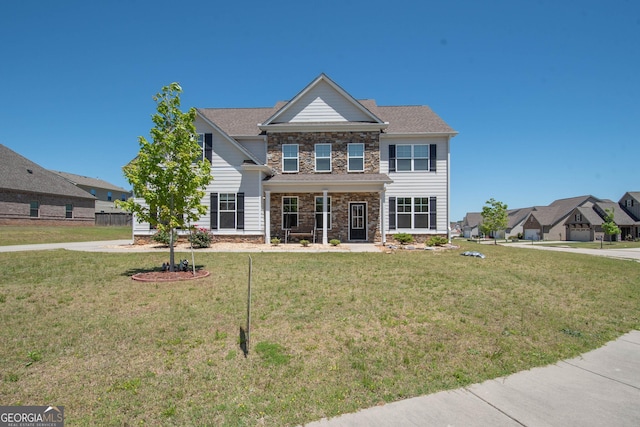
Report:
349,202,367,241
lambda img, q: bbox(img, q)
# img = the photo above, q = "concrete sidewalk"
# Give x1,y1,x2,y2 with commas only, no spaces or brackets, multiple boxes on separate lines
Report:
303,330,640,427
506,241,640,262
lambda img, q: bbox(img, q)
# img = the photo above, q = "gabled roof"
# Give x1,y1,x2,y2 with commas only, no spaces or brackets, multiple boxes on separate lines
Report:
593,201,638,225
0,144,95,200
507,207,534,229
196,74,456,138
260,73,386,127
463,212,482,228
50,170,130,193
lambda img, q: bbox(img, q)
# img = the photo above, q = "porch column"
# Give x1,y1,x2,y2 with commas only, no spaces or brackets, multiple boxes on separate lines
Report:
380,189,386,245
322,190,328,245
264,190,271,245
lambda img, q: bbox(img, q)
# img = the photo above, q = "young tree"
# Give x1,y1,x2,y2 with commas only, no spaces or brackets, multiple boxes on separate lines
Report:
481,198,508,244
119,83,212,271
602,207,621,244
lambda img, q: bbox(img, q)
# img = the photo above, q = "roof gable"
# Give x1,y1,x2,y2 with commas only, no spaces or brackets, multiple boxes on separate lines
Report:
261,74,386,126
50,170,129,193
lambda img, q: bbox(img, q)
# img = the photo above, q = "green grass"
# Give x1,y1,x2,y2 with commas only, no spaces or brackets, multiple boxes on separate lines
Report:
0,243,638,426
0,226,131,246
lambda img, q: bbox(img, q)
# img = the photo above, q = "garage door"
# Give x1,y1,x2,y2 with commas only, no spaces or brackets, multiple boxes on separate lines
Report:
569,229,591,241
524,229,539,241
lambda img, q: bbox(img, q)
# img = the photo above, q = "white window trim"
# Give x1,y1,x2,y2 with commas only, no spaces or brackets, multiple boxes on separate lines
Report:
196,133,205,161
347,143,364,172
282,196,299,229
395,144,429,172
282,144,299,173
396,196,430,229
219,193,237,229
315,143,332,172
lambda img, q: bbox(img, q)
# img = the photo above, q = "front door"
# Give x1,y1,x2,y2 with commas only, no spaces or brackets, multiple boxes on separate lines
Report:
349,203,367,241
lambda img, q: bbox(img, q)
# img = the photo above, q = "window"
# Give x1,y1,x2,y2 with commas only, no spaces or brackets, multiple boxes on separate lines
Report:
348,143,364,172
625,199,635,207
282,197,298,228
390,196,436,230
315,144,331,172
65,204,73,219
30,201,39,218
414,198,429,228
107,191,112,201
120,193,127,201
283,144,299,172
575,213,582,222
90,189,96,196
396,144,429,171
219,193,236,229
315,196,331,229
397,197,412,228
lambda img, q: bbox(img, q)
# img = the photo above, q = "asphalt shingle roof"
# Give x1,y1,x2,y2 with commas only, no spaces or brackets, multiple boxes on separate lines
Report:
49,170,130,193
0,144,95,200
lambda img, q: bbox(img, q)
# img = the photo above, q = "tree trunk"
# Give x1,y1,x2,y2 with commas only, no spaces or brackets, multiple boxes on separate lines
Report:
169,226,175,272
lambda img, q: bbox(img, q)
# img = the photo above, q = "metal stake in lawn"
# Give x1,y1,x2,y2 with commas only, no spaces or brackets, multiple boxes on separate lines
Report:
240,255,252,357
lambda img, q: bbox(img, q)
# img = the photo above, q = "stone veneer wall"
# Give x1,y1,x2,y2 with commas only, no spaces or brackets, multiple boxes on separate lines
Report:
134,234,264,245
267,132,380,174
270,192,381,243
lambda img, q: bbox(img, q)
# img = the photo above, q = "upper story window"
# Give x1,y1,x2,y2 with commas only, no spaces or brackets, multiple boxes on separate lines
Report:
283,144,299,172
107,191,112,201
65,204,73,219
347,143,364,172
625,199,635,207
575,213,582,222
90,189,96,196
120,193,127,201
196,133,205,161
396,144,429,171
315,144,331,172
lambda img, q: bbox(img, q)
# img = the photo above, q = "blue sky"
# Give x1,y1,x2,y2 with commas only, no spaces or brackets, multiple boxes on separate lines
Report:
1,0,638,221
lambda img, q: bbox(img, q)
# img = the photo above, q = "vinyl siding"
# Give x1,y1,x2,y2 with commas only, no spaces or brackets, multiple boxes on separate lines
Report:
381,136,449,233
276,81,372,123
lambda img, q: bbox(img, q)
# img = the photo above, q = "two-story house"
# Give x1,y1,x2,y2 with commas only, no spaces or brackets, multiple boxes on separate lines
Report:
132,74,457,244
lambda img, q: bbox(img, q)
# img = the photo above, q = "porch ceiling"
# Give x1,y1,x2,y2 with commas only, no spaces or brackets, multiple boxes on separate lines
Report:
263,173,392,193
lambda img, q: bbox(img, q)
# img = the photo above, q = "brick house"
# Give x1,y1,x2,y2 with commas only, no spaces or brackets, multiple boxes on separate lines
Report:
132,74,457,244
0,144,95,225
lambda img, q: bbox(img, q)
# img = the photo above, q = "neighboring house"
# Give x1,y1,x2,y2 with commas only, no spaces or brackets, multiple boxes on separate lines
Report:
0,144,95,225
618,192,640,240
132,74,458,244
522,195,602,241
50,170,132,213
462,212,482,238
565,200,639,242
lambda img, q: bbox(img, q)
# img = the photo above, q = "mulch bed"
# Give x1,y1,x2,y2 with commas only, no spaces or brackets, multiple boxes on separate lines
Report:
131,270,210,282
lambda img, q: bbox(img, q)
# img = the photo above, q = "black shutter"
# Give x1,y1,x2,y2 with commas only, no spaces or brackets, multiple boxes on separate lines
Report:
429,197,437,230
389,197,396,230
236,192,245,230
389,145,396,173
430,144,437,172
210,193,218,229
204,133,213,163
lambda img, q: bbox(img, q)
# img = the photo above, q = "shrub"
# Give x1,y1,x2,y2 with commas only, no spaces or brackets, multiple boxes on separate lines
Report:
271,237,281,246
329,239,340,246
152,229,178,246
394,233,414,244
426,236,448,247
300,239,310,247
189,227,213,248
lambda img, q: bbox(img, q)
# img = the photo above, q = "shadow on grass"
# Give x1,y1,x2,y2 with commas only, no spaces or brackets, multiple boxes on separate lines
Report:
121,264,207,278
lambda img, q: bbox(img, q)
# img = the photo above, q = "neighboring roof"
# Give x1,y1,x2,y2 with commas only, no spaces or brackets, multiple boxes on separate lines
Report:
463,212,482,228
506,207,534,229
50,170,130,193
0,144,95,200
594,201,638,225
528,195,602,226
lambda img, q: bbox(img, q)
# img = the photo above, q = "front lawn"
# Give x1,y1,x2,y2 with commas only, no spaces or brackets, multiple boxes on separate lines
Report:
0,243,638,426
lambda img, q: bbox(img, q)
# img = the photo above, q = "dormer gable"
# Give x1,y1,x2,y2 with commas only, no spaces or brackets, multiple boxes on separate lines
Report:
259,73,388,132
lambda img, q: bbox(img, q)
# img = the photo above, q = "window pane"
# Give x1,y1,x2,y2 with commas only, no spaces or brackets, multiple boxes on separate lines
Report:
316,158,330,171
414,159,429,170
414,198,429,212
396,159,411,171
220,212,235,229
398,214,411,228
283,145,298,157
414,214,429,228
284,158,297,172
316,144,331,157
414,145,429,158
396,145,412,158
348,144,363,156
349,158,363,171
